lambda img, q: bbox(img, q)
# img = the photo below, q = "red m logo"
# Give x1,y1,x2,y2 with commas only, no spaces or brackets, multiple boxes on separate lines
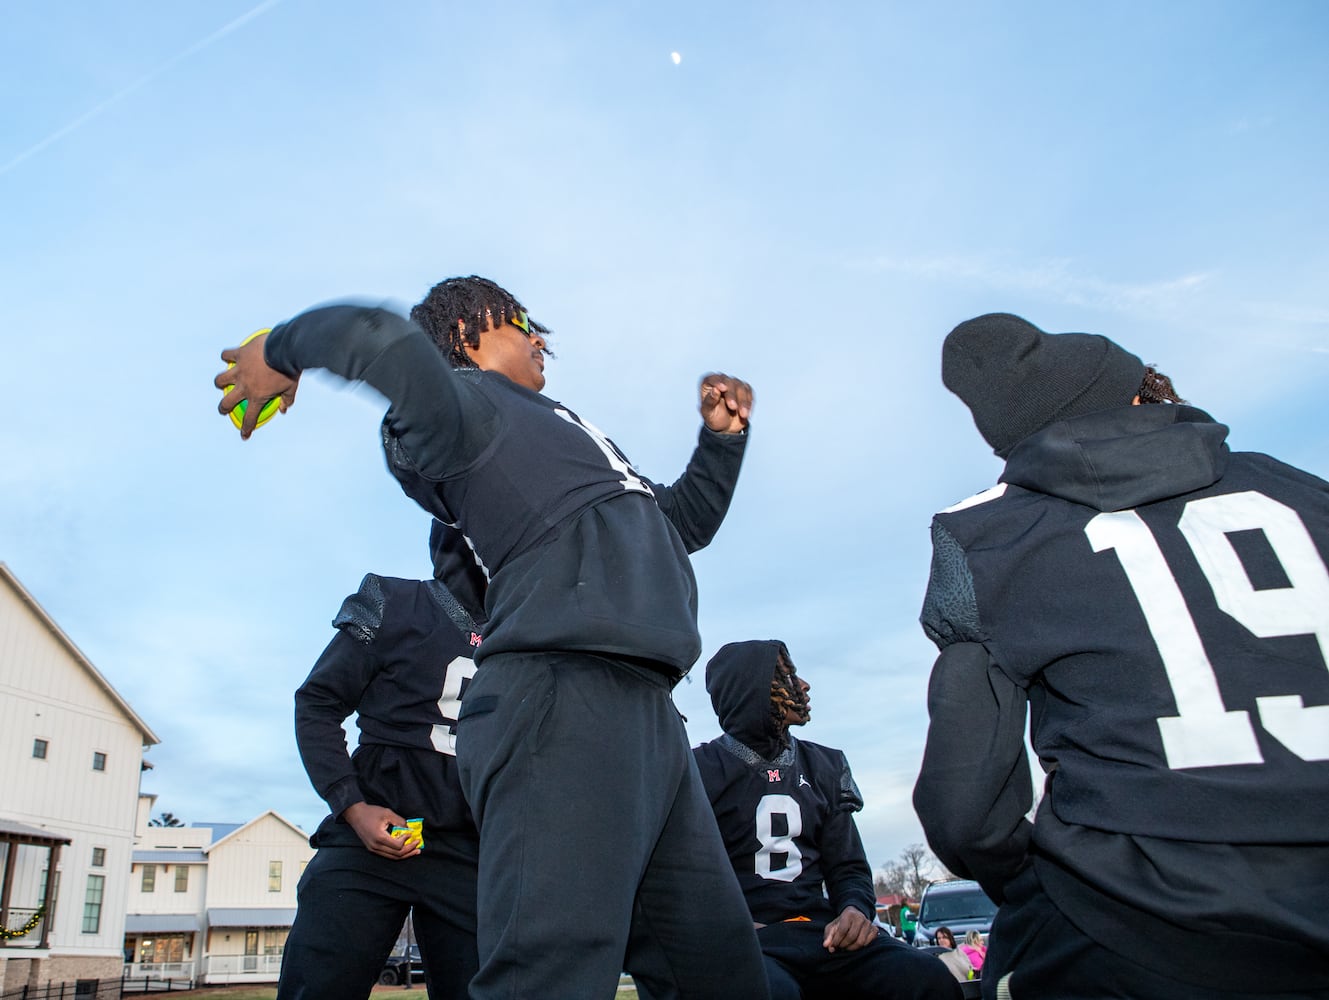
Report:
766,769,781,782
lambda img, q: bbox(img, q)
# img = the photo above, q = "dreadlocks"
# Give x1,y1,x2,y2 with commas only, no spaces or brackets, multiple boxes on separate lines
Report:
410,275,553,369
1137,365,1186,405
768,643,810,745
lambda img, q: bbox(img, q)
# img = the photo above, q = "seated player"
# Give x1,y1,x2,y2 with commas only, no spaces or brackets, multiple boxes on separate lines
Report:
914,313,1329,999
695,639,961,1000
276,525,483,1000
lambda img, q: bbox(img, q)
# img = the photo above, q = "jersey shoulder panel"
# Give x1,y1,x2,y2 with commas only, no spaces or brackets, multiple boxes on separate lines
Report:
921,519,985,648
795,741,864,812
332,572,390,644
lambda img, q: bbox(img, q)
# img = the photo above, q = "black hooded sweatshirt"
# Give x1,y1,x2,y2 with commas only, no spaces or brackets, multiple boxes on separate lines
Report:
693,640,876,926
264,305,746,678
914,404,1329,992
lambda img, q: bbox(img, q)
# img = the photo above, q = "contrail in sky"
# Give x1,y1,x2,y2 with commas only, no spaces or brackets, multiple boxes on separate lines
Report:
0,0,281,178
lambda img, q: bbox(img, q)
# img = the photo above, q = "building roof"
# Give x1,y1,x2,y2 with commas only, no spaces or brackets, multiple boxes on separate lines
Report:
125,914,203,933
194,822,242,843
206,810,308,852
132,849,208,864
0,562,159,745
0,816,72,846
207,908,297,927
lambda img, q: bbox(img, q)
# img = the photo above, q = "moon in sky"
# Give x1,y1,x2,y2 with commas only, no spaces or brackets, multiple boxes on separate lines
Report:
671,51,682,65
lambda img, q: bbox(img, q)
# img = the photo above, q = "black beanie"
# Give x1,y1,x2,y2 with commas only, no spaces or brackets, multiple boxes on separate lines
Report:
942,313,1145,458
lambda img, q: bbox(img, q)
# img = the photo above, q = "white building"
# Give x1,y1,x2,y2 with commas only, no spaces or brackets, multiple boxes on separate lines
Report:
0,563,159,995
123,809,313,986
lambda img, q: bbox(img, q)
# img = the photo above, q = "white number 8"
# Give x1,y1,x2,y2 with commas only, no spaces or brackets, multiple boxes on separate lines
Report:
755,794,804,882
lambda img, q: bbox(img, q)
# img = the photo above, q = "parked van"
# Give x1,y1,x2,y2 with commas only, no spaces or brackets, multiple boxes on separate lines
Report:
913,879,997,948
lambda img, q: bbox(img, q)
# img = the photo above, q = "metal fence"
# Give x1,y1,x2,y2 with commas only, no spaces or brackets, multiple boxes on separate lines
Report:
118,963,194,993
119,973,193,994
0,979,119,1000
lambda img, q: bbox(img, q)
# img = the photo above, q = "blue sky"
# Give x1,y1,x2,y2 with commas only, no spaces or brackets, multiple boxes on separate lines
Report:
2,1,1326,871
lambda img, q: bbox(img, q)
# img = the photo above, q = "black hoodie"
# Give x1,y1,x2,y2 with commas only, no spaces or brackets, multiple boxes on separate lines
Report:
693,640,876,926
914,404,1329,992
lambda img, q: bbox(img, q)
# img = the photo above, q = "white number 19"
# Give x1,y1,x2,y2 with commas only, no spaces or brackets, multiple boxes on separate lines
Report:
1086,491,1329,769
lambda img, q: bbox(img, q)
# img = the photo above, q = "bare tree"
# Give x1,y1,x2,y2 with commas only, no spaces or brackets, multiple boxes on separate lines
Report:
874,861,908,898
898,843,940,900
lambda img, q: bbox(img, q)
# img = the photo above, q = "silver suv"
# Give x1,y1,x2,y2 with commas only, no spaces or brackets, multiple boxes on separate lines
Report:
913,878,997,948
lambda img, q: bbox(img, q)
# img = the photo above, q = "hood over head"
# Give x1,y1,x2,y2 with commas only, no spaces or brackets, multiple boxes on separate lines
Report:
1001,404,1229,511
705,639,789,758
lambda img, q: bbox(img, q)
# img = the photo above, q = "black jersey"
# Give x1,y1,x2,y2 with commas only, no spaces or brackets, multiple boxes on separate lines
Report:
915,403,1329,987
266,306,746,676
695,640,876,927
694,735,875,926
295,574,481,846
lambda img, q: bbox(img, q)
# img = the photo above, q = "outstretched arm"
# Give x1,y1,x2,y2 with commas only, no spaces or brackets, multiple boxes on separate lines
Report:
215,305,493,478
648,373,754,552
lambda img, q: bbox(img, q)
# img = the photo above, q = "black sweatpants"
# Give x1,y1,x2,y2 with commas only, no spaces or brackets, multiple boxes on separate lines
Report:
456,651,769,1000
758,921,962,1000
276,835,479,1000
984,867,1329,1000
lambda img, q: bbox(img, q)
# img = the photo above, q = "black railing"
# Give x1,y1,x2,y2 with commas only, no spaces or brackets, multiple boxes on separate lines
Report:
118,975,193,994
1,979,119,1000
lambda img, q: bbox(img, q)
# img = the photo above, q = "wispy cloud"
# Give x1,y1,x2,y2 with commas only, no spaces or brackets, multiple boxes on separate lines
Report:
0,0,281,178
855,254,1212,315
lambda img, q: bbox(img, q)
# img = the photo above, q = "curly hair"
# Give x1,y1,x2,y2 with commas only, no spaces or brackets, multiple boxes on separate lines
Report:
409,275,553,369
768,643,810,743
1137,365,1185,404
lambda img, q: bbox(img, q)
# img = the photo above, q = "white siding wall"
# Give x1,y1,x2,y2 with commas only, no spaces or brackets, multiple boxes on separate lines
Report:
205,814,311,909
0,575,151,958
127,860,208,917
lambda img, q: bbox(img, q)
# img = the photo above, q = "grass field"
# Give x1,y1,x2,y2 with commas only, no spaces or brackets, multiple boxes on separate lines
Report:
146,982,640,998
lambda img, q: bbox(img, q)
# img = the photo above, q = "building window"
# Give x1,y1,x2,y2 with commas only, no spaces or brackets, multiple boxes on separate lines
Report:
264,927,289,956
83,874,105,933
92,751,107,771
39,869,60,908
141,864,156,893
91,847,105,867
139,933,188,963
33,738,48,759
174,866,189,892
268,861,282,892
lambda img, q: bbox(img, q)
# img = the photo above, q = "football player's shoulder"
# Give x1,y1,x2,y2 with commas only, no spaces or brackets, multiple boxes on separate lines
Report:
1229,450,1329,495
794,741,863,810
690,739,732,797
692,738,727,768
332,572,401,644
937,482,1011,517
792,738,844,767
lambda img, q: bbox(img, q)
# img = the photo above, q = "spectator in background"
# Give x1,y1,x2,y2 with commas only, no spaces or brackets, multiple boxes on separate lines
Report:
932,928,974,984
959,931,986,973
